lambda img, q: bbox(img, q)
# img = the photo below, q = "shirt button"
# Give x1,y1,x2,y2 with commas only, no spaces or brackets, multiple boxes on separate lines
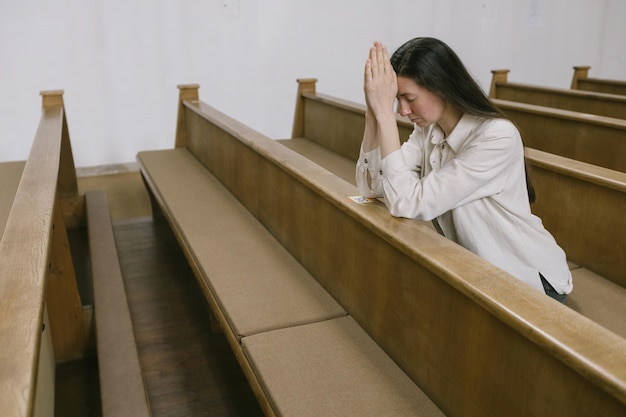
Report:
364,158,368,163
379,170,383,175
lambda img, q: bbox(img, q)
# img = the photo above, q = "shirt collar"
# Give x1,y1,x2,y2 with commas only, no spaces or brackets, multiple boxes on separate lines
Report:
447,113,482,152
430,113,480,153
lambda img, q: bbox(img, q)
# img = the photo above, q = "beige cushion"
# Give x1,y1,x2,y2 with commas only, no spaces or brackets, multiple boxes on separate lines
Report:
137,148,346,340
242,316,444,417
87,190,151,417
567,267,626,338
0,161,25,238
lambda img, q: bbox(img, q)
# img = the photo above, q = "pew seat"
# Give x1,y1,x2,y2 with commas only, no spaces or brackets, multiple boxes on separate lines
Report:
137,148,346,340
568,267,626,338
0,160,25,237
242,316,444,417
137,95,444,415
87,190,151,417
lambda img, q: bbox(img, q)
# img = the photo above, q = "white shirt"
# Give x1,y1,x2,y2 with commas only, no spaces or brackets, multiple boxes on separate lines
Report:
356,113,572,294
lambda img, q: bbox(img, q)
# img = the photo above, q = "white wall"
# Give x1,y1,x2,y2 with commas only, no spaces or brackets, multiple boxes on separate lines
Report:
0,0,624,167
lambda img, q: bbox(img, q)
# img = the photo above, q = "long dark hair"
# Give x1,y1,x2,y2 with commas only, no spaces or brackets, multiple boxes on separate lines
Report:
390,37,535,203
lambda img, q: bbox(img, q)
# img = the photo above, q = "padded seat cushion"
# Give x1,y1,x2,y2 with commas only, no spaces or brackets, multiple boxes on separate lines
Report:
242,316,445,417
567,267,626,338
137,148,346,340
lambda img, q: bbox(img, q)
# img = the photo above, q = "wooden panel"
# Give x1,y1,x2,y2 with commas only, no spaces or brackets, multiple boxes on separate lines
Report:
495,99,626,172
180,98,626,417
299,92,414,160
0,161,25,238
494,83,626,119
578,78,626,96
527,149,626,287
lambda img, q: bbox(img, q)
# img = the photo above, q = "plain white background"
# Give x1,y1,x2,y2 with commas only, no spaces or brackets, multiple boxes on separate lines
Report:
1,0,624,168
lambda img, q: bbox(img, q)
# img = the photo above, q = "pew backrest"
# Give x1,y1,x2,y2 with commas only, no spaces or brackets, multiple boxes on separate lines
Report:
490,69,626,119
177,90,626,416
525,148,626,287
572,66,626,96
291,79,413,161
0,92,88,417
493,98,626,172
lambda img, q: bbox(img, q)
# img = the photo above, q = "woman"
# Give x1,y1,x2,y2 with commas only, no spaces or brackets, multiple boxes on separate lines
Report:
356,37,572,302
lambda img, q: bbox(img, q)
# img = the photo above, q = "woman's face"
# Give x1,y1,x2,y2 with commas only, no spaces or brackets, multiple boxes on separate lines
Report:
396,76,447,128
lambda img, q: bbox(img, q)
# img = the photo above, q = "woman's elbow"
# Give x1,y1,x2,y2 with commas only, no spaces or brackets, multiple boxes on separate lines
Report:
387,199,435,221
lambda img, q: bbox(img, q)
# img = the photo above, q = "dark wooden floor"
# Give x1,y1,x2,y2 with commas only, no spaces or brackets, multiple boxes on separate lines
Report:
55,215,263,417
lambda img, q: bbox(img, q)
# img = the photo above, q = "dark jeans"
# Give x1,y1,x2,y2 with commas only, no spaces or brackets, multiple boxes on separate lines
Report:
540,273,567,304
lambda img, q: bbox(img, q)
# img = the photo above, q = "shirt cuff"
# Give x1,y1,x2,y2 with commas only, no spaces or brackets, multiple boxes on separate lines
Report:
359,144,381,167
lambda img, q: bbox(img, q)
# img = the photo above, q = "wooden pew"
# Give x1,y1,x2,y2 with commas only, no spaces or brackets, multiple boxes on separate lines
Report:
490,69,626,119
572,66,626,96
0,92,150,417
138,85,443,417
139,84,626,416
524,148,626,336
0,91,91,417
283,78,626,335
492,98,626,172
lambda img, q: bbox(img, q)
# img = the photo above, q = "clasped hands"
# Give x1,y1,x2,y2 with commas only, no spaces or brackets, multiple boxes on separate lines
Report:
364,42,398,118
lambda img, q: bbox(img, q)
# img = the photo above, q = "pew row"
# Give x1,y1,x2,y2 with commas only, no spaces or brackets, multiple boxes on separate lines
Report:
490,69,626,119
0,91,91,417
572,66,626,96
492,98,626,172
282,79,626,336
138,85,443,417
139,84,626,417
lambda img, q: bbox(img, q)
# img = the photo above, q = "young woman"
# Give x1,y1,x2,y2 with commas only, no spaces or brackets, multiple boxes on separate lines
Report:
356,37,572,302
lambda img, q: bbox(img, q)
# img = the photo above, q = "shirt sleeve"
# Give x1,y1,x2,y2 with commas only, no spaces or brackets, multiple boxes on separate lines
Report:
356,145,383,197
381,120,522,221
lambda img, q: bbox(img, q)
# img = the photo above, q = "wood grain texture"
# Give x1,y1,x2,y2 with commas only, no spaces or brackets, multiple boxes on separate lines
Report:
178,96,626,416
491,69,626,119
0,92,88,417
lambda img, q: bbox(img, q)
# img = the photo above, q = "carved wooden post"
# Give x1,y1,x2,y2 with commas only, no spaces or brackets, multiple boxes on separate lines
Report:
40,89,65,109
489,69,510,98
175,84,200,148
571,66,591,89
292,78,317,138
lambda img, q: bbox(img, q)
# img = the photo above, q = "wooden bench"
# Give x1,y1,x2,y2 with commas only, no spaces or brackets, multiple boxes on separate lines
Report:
492,98,626,172
86,190,151,417
490,69,626,119
572,66,626,96
139,84,626,416
524,148,626,336
0,92,150,417
0,91,92,417
283,78,626,327
138,85,443,417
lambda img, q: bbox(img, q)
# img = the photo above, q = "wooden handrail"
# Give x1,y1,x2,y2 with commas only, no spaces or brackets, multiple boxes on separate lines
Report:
0,91,89,417
178,93,626,415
